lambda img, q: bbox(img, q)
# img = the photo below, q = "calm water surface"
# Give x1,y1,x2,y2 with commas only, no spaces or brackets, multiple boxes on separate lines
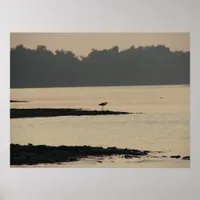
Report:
10,85,190,168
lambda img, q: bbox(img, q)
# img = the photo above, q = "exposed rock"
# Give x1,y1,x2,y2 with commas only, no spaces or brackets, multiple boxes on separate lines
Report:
170,155,181,159
10,143,150,165
182,156,190,160
10,108,131,119
10,100,28,103
143,150,151,154
124,155,133,159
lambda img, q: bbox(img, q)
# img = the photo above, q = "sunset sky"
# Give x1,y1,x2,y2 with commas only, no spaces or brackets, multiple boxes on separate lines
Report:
11,33,189,56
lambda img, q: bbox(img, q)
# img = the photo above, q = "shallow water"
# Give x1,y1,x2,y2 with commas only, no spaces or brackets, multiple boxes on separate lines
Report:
10,85,190,168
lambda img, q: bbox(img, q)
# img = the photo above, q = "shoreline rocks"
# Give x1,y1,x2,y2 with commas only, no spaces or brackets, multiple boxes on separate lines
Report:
10,100,28,103
182,156,190,160
10,143,149,165
170,155,181,159
10,108,132,119
170,155,190,160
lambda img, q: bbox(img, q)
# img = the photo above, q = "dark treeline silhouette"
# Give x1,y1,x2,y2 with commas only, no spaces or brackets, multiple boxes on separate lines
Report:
11,44,190,88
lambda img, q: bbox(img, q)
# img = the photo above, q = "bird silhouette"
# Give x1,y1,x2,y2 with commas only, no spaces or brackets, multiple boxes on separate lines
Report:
98,101,109,110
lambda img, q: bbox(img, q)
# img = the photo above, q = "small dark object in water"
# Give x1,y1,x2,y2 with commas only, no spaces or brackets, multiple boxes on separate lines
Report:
97,160,102,163
170,155,181,159
182,156,190,160
160,97,163,99
143,150,151,154
162,155,167,158
124,155,133,159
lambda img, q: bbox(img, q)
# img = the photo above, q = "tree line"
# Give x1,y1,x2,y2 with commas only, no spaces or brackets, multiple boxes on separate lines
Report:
10,44,190,88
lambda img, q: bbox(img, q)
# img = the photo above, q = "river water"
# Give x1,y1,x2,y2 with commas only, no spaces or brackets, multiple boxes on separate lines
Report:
10,85,190,168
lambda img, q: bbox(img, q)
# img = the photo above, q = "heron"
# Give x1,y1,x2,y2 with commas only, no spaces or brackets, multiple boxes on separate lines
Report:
98,101,109,110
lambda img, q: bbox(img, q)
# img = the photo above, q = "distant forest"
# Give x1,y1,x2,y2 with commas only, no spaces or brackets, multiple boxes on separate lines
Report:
10,44,190,88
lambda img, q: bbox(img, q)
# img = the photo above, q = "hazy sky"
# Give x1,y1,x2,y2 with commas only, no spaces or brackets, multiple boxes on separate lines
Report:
11,33,189,56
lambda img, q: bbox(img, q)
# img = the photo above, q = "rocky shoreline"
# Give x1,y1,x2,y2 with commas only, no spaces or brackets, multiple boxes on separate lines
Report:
10,100,28,103
10,143,149,165
10,108,133,118
10,143,190,166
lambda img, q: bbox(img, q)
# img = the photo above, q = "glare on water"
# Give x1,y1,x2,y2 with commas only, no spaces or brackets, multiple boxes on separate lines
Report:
10,85,190,168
